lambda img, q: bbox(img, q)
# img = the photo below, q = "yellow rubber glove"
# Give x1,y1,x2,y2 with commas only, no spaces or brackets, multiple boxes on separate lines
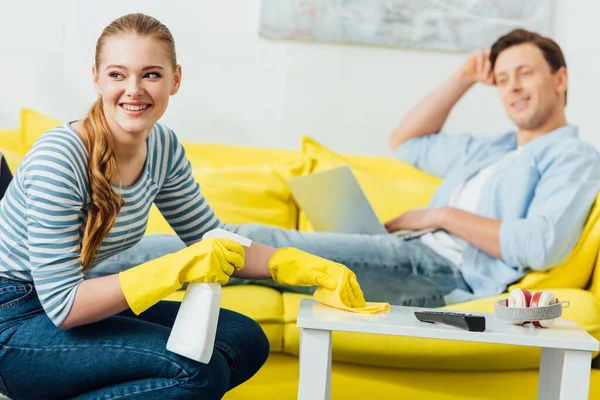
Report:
268,248,366,308
119,238,245,315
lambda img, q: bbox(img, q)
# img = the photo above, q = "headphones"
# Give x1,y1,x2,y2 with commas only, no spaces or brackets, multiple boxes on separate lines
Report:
494,288,567,328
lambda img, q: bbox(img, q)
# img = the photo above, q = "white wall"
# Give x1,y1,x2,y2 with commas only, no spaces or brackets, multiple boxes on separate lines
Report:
0,0,598,156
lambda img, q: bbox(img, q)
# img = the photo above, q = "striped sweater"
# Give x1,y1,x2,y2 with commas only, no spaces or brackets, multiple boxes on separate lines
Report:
0,123,222,326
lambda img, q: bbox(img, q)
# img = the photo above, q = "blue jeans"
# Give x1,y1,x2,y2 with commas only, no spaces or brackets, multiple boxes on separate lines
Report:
0,277,269,399
90,224,472,307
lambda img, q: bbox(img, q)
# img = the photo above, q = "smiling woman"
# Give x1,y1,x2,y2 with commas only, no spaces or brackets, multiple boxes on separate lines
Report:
77,16,182,270
0,12,365,399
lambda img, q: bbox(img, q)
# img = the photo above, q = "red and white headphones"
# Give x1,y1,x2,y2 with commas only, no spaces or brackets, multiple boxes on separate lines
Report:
494,288,568,328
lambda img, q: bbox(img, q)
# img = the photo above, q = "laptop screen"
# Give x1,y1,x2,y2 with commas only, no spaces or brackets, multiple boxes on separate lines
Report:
0,152,13,200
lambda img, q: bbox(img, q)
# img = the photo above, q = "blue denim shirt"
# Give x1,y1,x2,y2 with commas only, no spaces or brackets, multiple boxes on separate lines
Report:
396,126,600,302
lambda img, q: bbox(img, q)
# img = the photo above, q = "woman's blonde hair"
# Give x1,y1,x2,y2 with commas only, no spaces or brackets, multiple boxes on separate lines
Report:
80,13,177,270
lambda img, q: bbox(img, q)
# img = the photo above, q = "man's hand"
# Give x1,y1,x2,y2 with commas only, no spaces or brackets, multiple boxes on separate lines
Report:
460,49,495,86
389,49,494,152
386,208,503,259
384,208,445,233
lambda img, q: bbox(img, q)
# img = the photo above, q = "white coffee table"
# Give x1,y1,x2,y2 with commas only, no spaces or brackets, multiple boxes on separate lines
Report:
296,299,600,400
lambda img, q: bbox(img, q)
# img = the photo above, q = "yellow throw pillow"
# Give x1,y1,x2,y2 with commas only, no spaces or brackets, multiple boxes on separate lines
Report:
0,148,24,173
0,129,23,154
20,108,63,152
182,141,301,168
299,136,441,231
145,156,314,235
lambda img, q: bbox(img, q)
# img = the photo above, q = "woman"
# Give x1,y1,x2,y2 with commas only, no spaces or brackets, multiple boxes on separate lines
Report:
0,13,364,399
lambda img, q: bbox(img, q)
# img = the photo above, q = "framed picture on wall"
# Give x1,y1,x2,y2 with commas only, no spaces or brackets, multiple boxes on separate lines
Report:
259,0,554,52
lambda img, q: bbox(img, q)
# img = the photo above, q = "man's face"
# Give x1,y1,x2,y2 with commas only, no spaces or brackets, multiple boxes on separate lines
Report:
493,43,567,130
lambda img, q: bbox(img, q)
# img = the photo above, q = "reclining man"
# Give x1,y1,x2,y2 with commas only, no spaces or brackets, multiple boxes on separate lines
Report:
94,28,600,307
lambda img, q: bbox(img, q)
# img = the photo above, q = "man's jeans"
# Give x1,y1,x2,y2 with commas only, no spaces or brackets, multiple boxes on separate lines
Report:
89,224,472,307
0,277,269,399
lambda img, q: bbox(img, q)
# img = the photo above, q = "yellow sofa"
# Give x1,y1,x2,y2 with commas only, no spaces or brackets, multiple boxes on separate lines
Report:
2,109,600,400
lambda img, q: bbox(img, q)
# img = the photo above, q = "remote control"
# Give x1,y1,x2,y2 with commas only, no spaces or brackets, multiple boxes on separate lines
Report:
414,310,486,332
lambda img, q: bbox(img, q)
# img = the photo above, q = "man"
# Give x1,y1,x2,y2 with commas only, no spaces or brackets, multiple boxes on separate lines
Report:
95,29,600,307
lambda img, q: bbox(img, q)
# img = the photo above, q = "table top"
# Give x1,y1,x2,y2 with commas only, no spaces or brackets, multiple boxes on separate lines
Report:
297,299,600,352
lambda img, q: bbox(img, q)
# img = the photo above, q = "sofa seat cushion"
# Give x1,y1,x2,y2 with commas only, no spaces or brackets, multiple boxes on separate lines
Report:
165,285,285,351
281,289,600,371
224,353,600,400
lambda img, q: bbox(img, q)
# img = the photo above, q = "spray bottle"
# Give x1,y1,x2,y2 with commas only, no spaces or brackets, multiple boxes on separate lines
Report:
166,228,252,363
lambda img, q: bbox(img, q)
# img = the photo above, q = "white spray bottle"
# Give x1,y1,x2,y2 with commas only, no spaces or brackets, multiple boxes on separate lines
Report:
166,228,252,363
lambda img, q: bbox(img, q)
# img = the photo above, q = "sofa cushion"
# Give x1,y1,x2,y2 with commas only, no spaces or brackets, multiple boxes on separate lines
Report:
281,289,600,371
0,148,23,176
0,129,23,154
181,142,300,168
20,108,62,151
298,136,441,231
590,255,600,298
224,353,600,400
165,285,285,352
145,157,314,234
195,156,313,228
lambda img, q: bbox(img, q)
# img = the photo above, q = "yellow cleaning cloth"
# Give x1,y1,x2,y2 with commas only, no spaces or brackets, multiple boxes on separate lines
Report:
314,266,390,314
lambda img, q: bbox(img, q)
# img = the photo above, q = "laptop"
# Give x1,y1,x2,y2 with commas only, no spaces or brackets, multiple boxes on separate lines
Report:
0,152,13,201
287,166,436,239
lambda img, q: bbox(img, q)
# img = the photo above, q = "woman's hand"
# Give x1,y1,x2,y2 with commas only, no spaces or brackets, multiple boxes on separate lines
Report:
268,248,366,308
119,238,245,315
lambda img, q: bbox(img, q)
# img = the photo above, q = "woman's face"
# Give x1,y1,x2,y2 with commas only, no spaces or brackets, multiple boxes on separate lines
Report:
93,34,181,145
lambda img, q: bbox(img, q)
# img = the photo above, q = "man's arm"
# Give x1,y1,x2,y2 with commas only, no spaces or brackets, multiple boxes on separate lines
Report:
389,50,494,152
385,208,501,259
439,208,502,259
387,143,600,269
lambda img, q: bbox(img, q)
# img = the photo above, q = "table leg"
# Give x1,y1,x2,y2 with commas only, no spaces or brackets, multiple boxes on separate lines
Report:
538,347,592,400
297,328,332,400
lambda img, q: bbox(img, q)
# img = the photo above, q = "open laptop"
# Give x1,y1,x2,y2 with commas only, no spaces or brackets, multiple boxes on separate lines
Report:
287,165,436,239
0,152,13,201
